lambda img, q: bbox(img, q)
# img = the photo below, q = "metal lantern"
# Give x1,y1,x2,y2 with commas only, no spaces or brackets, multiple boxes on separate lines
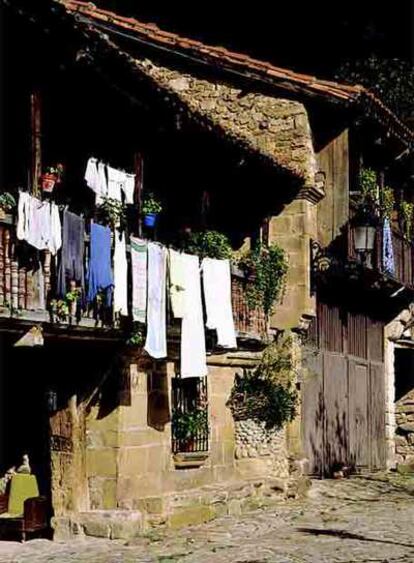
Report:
353,224,377,254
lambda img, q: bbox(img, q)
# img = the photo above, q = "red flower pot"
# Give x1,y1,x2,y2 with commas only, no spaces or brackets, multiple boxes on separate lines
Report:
41,173,57,193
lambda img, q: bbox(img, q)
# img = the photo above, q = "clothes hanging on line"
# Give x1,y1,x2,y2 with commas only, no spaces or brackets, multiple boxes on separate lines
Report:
113,229,128,317
130,236,148,323
85,158,135,205
382,217,395,275
85,158,107,205
202,257,237,349
144,242,167,359
17,191,62,255
168,248,186,319
57,210,85,298
181,253,207,378
87,222,114,306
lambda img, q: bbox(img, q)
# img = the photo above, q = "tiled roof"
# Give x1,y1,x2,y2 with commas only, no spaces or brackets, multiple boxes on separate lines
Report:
58,0,414,147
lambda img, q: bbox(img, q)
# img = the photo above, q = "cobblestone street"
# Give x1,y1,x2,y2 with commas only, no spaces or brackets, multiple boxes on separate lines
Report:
0,474,413,562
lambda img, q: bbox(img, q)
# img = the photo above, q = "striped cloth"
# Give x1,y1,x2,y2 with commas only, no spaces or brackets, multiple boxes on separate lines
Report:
130,237,148,322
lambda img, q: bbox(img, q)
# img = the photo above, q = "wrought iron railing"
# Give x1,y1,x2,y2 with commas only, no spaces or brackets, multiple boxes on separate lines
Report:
171,376,209,454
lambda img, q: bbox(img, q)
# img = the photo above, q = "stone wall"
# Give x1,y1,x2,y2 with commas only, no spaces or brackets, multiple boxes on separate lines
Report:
78,351,291,531
395,389,414,465
234,419,289,478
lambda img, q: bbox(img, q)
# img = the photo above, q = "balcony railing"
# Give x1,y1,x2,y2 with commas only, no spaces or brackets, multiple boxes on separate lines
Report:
347,221,414,288
0,219,267,339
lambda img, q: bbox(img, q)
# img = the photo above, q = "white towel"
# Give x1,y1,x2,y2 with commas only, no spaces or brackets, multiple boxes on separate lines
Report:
97,162,108,205
85,157,99,192
168,248,186,318
107,165,124,202
202,258,237,349
144,243,167,359
181,253,207,378
17,191,30,241
113,230,128,317
130,237,147,322
49,203,62,256
123,173,136,204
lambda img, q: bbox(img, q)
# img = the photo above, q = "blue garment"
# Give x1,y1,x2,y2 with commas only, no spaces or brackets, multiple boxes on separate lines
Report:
382,217,395,276
87,223,114,305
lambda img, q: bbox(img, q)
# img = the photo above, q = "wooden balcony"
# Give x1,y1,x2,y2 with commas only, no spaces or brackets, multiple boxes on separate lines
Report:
347,221,414,289
0,219,267,341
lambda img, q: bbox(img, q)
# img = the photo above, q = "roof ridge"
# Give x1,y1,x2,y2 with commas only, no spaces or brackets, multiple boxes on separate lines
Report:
57,0,413,145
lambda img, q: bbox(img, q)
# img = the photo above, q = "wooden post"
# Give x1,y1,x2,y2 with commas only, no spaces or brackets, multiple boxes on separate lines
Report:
134,152,144,237
30,92,42,197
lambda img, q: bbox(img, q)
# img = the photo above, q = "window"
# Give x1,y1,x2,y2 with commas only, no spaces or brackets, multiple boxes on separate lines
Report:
171,377,209,454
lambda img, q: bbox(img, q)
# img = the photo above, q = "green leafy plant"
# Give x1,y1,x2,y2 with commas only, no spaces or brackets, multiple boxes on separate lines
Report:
227,336,298,429
185,230,233,260
238,243,288,317
50,288,81,322
126,324,145,347
171,408,208,441
380,186,395,220
97,197,127,229
142,193,162,214
400,201,414,239
0,193,16,213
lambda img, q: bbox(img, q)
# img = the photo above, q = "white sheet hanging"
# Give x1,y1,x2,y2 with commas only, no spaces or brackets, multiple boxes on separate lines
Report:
113,230,128,317
168,248,186,319
181,253,207,378
144,243,167,359
202,258,237,349
130,237,148,323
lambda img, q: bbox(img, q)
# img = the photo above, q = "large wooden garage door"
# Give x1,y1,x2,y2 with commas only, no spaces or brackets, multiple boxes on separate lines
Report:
303,301,386,476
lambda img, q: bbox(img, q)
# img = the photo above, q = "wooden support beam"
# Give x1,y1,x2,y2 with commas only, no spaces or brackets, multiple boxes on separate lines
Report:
30,91,42,197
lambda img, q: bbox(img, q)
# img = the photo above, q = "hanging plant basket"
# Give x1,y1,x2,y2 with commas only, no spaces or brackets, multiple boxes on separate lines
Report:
143,213,158,227
41,173,57,193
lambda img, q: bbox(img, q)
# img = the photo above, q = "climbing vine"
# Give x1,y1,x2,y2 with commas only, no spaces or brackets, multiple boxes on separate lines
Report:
238,243,288,317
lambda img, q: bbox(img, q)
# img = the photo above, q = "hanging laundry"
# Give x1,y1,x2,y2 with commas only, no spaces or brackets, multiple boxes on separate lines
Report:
123,173,136,205
144,243,167,359
383,217,395,275
107,165,124,202
17,192,61,255
97,162,108,204
113,230,128,317
87,222,113,305
17,191,31,241
84,157,99,192
202,258,237,349
181,253,207,378
85,157,107,205
57,210,85,298
168,248,186,318
130,236,147,323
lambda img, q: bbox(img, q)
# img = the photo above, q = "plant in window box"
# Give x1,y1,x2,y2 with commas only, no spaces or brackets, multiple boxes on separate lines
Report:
172,408,208,451
142,193,163,228
41,163,64,193
0,193,16,220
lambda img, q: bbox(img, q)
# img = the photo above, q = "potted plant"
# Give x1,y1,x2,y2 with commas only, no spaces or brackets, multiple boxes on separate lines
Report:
142,193,162,228
97,197,127,230
0,193,16,220
185,230,233,259
41,163,64,193
172,408,208,452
